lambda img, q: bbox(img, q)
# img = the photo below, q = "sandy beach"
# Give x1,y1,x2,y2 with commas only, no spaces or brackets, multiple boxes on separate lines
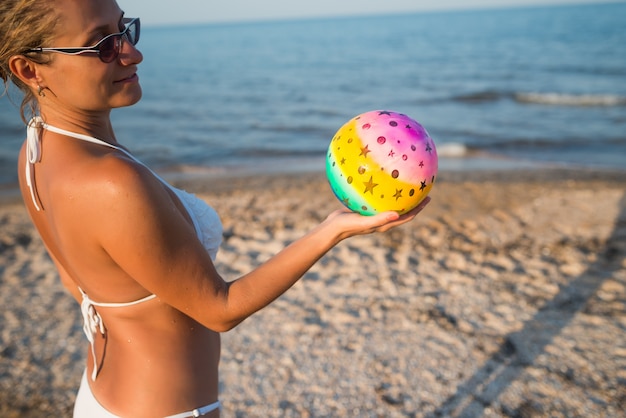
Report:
0,165,624,417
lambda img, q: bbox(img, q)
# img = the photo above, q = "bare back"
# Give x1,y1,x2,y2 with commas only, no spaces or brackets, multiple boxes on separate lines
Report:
18,128,222,417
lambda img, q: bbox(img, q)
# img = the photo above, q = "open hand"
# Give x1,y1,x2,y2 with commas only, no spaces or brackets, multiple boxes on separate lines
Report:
324,196,431,241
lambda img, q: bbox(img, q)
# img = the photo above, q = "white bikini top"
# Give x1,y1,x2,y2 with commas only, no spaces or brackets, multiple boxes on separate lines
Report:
26,117,223,380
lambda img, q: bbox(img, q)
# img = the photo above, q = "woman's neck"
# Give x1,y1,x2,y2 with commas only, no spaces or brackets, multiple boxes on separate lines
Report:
38,107,117,145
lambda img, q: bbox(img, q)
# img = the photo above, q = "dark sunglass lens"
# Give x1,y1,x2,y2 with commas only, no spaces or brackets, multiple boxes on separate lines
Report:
127,20,140,45
98,35,119,63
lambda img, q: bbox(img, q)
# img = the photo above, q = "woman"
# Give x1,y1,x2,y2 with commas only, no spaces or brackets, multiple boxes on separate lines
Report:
1,0,430,416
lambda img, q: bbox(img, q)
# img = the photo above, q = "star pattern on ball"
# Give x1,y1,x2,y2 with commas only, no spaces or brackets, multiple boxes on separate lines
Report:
393,189,403,201
363,176,378,194
360,145,371,157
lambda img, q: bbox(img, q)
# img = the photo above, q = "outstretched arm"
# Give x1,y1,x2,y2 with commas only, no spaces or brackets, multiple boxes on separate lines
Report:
90,160,430,331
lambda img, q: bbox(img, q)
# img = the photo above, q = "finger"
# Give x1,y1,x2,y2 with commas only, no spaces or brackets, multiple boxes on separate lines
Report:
379,196,431,222
374,196,432,231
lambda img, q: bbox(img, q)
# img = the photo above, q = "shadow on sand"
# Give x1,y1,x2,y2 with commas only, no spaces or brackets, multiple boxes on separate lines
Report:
431,191,626,417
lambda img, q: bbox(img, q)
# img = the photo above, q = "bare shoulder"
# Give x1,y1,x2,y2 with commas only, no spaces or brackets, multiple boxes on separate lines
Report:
74,152,164,207
55,151,178,236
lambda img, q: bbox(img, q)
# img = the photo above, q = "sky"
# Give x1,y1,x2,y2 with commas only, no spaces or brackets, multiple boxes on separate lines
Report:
119,0,618,26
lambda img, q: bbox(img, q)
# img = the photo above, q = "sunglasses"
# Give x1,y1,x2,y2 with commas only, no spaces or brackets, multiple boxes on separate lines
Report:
26,17,140,63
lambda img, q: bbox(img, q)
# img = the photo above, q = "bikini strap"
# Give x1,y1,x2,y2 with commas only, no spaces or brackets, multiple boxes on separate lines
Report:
164,401,221,418
43,121,123,149
79,287,156,380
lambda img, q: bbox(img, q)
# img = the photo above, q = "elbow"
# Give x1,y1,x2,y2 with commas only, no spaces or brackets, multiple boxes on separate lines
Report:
208,319,243,333
203,313,246,333
198,282,250,332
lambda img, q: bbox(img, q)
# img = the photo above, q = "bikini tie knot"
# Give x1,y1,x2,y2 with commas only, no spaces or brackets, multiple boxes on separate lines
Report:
80,293,105,380
25,117,45,210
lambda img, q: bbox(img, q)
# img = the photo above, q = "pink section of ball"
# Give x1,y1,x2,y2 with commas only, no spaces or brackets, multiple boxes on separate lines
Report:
354,110,437,184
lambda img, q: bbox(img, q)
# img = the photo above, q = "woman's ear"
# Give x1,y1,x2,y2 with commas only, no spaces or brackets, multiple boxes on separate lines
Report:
9,55,42,91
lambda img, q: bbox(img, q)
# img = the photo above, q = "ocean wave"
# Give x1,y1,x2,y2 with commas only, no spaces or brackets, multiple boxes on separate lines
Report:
514,92,626,107
436,142,469,157
468,135,626,152
452,91,503,103
544,61,626,77
451,90,626,107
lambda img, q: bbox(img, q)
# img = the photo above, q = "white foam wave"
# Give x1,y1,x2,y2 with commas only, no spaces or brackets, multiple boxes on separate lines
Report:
436,143,468,157
515,92,626,107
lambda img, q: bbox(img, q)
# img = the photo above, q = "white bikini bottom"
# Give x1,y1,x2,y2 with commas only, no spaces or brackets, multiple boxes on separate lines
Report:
74,370,221,418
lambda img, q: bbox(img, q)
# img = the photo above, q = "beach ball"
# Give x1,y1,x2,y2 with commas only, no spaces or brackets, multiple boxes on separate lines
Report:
326,110,437,215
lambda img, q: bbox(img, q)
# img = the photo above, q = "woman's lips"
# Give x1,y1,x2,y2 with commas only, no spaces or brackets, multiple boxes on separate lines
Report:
115,73,138,83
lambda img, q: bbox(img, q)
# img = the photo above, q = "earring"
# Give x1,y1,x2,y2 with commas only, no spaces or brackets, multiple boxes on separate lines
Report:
37,85,45,97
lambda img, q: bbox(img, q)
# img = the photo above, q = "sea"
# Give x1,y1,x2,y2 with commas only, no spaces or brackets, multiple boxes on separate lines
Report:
1,1,625,189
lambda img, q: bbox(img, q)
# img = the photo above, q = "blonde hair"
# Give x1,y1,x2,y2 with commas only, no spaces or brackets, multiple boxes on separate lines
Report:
0,0,58,123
